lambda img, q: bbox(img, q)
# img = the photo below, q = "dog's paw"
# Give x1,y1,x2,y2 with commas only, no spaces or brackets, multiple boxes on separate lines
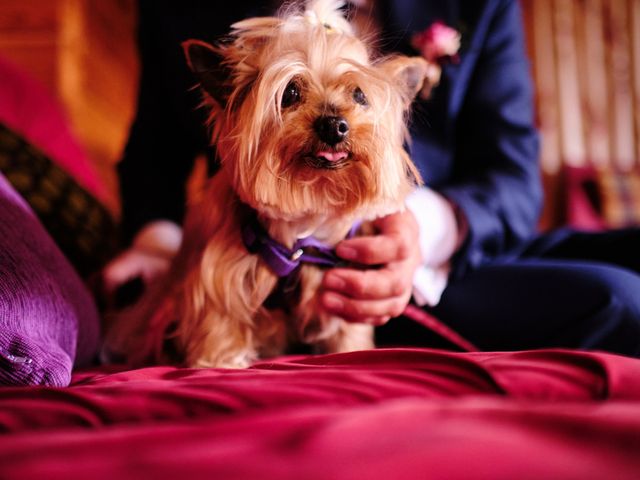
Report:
193,351,255,369
320,322,375,353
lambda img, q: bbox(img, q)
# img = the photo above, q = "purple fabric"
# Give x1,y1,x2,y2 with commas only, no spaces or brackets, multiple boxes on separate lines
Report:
242,214,361,277
0,173,100,386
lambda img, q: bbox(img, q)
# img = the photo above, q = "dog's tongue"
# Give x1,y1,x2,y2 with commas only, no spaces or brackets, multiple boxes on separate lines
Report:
317,151,348,162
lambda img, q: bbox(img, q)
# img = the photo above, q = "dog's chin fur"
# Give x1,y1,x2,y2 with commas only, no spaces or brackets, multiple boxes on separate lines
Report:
106,0,428,368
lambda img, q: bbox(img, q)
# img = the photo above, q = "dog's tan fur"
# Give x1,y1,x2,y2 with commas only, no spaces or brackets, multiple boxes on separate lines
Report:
106,0,428,368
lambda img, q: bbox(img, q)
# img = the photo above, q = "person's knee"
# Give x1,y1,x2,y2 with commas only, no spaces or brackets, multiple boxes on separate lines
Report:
429,261,640,355
574,265,640,356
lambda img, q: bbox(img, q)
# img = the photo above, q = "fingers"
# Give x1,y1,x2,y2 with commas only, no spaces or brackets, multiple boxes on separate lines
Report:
102,250,172,297
322,210,421,323
321,267,412,324
336,210,418,266
336,233,411,265
324,266,410,300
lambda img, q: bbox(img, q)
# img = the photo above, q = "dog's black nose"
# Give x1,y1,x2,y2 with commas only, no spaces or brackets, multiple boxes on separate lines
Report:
314,116,349,145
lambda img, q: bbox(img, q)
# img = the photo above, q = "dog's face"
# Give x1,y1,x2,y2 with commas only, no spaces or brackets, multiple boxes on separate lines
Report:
184,0,426,222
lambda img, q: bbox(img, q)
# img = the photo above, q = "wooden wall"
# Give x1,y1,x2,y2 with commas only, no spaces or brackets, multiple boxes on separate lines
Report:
521,0,640,173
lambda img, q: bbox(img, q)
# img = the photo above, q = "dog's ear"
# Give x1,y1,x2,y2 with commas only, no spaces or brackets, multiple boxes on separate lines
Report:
182,39,231,107
379,56,430,107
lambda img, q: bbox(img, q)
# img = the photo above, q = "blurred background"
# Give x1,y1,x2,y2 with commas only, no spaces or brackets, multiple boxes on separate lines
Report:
0,0,639,229
0,0,137,216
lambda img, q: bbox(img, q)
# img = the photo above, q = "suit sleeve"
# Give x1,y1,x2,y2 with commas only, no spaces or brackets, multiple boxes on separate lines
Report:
117,0,277,245
440,0,542,277
117,0,210,245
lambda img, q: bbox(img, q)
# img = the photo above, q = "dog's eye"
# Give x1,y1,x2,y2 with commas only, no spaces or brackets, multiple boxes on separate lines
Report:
353,87,368,106
282,81,301,108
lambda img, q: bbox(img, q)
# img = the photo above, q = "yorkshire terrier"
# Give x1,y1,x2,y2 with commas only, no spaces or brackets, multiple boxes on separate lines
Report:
106,0,429,368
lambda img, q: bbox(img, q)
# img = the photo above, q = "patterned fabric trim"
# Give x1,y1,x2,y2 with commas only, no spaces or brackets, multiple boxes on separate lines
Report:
0,123,117,277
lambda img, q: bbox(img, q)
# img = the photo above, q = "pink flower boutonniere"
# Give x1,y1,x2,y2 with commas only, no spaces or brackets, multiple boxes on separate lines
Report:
411,21,461,99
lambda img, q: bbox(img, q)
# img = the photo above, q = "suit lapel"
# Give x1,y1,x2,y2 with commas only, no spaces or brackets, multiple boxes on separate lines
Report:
379,0,454,55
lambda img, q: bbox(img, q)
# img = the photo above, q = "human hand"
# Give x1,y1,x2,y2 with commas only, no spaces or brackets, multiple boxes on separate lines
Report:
320,210,422,325
101,221,182,304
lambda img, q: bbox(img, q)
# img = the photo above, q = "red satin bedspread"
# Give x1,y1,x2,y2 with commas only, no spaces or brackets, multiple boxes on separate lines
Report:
2,348,640,479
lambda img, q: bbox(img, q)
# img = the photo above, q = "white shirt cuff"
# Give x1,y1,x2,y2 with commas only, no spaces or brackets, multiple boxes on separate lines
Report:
412,264,450,306
405,187,460,306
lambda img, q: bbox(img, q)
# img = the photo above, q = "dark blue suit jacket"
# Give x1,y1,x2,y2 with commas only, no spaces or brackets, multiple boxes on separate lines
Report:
119,0,541,278
379,0,542,276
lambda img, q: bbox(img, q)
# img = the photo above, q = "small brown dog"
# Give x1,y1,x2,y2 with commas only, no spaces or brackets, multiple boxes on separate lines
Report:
107,0,428,368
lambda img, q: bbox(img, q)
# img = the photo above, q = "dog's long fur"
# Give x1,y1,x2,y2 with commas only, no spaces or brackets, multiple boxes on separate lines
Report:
106,0,428,368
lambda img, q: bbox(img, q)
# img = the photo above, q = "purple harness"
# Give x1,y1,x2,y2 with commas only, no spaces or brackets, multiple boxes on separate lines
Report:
240,210,480,353
241,214,360,278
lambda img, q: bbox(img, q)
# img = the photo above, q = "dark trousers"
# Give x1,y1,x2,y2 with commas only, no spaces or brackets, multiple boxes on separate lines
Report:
377,228,640,357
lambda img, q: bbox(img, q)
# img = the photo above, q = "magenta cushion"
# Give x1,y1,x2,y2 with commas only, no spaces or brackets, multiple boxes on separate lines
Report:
1,349,640,477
